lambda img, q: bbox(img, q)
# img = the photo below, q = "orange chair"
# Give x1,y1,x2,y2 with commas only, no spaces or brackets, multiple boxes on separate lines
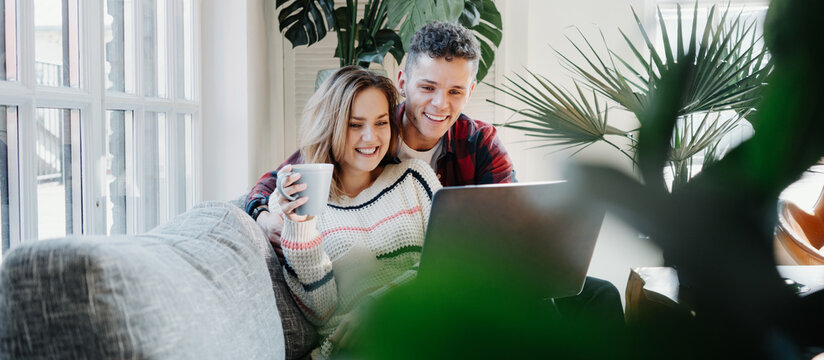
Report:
775,187,824,265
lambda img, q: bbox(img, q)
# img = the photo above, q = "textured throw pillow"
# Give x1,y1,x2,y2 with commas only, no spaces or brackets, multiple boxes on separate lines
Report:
0,202,285,359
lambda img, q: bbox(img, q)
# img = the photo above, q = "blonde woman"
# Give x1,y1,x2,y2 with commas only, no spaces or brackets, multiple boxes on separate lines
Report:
273,66,441,359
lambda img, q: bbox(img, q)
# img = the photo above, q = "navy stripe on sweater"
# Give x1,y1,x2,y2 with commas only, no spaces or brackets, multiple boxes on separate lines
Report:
285,261,335,292
329,168,433,211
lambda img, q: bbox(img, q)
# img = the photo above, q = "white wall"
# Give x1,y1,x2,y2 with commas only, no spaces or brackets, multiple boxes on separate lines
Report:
200,0,270,201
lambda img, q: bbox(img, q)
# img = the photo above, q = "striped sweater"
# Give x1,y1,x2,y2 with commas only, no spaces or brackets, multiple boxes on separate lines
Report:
281,159,441,359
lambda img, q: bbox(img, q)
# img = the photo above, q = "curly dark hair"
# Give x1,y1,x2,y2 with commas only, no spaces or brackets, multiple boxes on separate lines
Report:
405,21,480,79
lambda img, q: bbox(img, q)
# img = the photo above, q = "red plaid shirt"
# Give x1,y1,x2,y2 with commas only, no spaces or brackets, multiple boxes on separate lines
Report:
245,103,516,214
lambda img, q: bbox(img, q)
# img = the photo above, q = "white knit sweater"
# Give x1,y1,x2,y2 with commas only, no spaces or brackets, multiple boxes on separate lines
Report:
281,159,441,359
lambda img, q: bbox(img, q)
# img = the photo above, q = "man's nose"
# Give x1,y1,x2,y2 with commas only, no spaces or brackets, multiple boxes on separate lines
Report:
432,91,448,109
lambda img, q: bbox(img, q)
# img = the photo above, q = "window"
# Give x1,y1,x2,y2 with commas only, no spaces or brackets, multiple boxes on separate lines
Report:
0,0,200,253
655,1,823,208
0,106,17,251
654,1,768,189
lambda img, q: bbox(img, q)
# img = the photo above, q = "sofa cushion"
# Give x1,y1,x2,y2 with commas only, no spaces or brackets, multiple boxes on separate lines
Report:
0,202,285,359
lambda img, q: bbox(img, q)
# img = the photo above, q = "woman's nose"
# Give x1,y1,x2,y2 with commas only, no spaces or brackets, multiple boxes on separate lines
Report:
362,126,375,141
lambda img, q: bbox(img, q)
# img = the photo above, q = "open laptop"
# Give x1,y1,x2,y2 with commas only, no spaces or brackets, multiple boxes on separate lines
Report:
417,181,605,299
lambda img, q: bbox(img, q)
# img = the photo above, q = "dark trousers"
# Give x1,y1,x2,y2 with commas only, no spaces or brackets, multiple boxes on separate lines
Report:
553,276,625,327
550,276,627,357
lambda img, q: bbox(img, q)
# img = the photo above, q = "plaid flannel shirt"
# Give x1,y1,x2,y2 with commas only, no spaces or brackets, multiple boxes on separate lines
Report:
245,103,516,215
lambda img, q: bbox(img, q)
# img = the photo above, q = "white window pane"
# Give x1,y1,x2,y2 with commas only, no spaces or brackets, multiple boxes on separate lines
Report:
174,0,192,99
36,108,76,239
105,110,129,235
35,0,80,87
184,114,192,210
143,0,167,97
105,0,135,93
140,111,165,231
657,4,768,57
2,0,19,81
171,113,190,215
158,113,167,221
0,106,14,251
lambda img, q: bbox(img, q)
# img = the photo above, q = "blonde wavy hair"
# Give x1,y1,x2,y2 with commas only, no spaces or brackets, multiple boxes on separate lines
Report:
299,66,401,199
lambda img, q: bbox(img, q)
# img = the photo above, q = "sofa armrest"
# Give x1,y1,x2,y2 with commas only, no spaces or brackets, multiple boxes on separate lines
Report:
0,202,285,359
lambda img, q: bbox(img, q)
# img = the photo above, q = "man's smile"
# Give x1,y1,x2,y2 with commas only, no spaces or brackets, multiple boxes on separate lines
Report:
423,112,448,122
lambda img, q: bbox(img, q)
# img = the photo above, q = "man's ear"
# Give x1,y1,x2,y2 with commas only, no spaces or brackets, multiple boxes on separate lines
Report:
466,81,477,100
397,70,407,93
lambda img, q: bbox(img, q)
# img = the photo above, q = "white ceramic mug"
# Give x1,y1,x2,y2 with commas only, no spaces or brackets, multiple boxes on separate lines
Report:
274,163,334,217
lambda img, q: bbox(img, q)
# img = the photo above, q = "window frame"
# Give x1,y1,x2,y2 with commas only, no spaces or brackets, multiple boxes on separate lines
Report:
0,0,201,248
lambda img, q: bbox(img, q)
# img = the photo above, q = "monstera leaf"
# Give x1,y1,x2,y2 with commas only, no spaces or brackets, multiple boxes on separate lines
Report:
276,0,335,48
460,0,502,81
384,0,463,49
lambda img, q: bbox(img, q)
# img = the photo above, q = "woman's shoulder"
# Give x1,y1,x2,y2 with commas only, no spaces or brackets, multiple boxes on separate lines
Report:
388,159,441,192
385,159,433,179
394,159,431,173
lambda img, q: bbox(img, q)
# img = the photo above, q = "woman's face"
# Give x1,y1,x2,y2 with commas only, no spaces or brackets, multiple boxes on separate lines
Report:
339,87,392,177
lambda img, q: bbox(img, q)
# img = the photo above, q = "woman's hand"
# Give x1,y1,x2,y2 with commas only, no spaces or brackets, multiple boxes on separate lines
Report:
330,309,363,351
255,210,286,263
275,165,310,222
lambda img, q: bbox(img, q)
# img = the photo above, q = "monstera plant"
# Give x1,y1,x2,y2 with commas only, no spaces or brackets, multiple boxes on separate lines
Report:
274,0,502,81
491,3,772,190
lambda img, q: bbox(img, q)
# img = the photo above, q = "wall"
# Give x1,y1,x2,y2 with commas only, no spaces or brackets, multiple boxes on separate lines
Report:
200,0,270,201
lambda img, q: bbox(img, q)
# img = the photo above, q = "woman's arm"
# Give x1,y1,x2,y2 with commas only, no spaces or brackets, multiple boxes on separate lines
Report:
274,165,338,325
281,217,338,326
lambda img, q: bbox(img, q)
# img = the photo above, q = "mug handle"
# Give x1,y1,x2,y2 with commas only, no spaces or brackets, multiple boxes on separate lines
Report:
276,171,298,201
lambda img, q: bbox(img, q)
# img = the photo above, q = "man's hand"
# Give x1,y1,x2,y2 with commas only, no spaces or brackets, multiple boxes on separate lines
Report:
257,210,286,264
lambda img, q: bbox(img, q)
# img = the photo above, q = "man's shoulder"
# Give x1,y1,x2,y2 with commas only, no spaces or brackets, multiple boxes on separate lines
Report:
451,114,499,143
454,113,494,131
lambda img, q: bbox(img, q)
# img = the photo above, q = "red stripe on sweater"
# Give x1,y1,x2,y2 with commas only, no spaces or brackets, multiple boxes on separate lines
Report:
322,206,422,236
282,234,323,250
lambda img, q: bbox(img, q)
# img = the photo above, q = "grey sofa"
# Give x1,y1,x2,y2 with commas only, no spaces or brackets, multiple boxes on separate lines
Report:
0,201,317,359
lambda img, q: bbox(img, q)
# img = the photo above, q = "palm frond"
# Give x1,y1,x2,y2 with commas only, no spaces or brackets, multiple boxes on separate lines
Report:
555,29,647,116
562,4,770,120
487,71,633,162
669,111,743,162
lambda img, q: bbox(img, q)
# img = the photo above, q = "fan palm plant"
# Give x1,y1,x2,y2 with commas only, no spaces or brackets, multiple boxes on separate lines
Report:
274,0,502,81
490,3,772,190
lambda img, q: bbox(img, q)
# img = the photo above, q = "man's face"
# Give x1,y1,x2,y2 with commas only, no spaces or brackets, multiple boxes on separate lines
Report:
398,56,476,150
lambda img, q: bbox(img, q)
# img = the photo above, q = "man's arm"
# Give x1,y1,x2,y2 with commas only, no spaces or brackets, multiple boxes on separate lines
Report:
474,123,516,184
245,150,305,261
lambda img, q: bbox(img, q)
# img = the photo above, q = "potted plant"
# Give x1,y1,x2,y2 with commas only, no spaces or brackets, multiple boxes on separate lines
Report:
273,0,502,81
490,4,772,191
